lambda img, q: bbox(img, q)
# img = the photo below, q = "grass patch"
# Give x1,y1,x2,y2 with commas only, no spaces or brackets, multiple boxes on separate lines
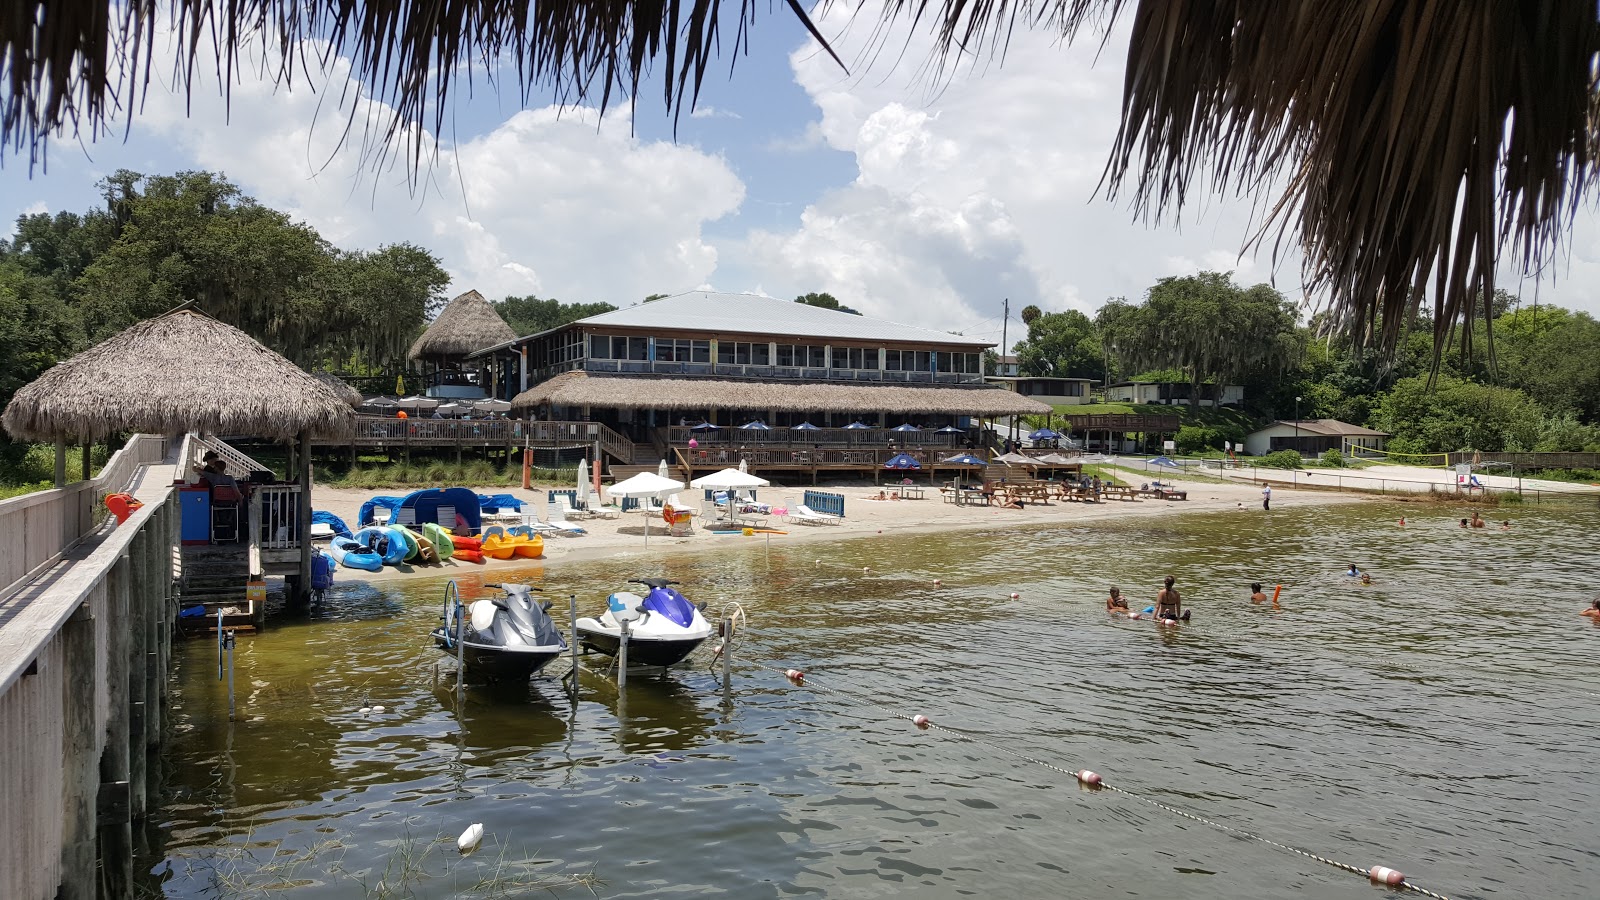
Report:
320,461,578,490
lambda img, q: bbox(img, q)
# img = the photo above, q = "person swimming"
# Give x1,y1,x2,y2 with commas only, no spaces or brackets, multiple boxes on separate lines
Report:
1249,582,1268,603
1345,564,1361,577
1360,573,1373,585
1459,518,1469,528
1154,576,1190,622
1582,598,1600,620
1105,586,1129,612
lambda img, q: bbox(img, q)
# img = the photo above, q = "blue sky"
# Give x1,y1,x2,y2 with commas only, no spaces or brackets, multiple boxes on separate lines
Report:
5,4,1598,352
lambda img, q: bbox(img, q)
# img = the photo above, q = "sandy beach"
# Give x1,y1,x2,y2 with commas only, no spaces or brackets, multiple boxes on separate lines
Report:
314,476,1374,582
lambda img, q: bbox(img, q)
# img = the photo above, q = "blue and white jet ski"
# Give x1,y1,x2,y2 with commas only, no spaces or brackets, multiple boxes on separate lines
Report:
575,578,713,668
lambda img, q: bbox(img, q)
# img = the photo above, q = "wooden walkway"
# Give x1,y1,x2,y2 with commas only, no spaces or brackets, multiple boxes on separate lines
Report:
0,443,179,900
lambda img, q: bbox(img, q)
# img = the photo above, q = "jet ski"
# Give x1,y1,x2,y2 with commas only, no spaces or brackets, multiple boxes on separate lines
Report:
431,582,567,680
576,578,714,668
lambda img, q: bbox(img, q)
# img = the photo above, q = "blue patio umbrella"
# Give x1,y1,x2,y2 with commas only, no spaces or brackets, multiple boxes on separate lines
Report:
942,453,988,466
1028,427,1063,441
883,452,922,470
690,422,719,431
843,421,871,430
1150,456,1180,468
935,425,965,434
792,421,821,431
739,420,771,430
890,423,921,432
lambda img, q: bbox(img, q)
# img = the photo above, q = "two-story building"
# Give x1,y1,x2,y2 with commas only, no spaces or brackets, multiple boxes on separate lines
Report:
473,291,1049,457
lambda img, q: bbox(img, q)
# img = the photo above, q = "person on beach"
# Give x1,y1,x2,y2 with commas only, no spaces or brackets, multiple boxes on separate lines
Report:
1105,586,1129,612
1261,483,1272,510
1155,576,1189,621
1582,598,1600,620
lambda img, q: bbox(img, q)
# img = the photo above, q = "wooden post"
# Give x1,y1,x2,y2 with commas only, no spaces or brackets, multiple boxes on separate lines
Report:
55,438,68,486
99,556,133,899
297,431,313,605
58,600,98,899
81,440,92,482
126,531,148,819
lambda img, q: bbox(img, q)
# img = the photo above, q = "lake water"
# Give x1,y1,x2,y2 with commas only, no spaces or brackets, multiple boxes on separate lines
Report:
146,501,1600,899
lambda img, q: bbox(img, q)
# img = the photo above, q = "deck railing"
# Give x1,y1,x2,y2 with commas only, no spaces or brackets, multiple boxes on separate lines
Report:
665,425,968,449
325,416,637,463
576,358,983,384
0,434,167,601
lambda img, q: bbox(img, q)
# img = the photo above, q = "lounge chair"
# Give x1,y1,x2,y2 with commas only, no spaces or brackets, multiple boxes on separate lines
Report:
554,495,592,520
785,504,842,526
539,510,588,536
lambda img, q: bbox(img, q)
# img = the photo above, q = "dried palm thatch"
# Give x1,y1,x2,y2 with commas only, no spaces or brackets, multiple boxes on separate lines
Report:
3,309,355,441
312,371,364,407
408,290,517,360
7,2,1596,366
512,372,1052,416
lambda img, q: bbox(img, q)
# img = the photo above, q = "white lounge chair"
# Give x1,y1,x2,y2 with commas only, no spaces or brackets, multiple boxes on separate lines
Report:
536,509,587,536
785,504,842,526
554,495,592,520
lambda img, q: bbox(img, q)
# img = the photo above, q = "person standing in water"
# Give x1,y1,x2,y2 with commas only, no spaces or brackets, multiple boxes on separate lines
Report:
1105,586,1129,612
1155,576,1189,621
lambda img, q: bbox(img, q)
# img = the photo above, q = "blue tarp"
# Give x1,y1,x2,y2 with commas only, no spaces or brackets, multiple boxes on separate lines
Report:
312,510,352,538
477,493,523,512
357,488,484,533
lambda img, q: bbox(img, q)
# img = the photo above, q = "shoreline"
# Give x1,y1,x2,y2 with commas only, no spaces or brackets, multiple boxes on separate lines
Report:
310,478,1379,585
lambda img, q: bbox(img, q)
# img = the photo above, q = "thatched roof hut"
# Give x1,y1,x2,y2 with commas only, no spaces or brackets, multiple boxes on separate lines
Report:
312,372,364,407
511,372,1052,417
2,309,355,441
407,290,516,361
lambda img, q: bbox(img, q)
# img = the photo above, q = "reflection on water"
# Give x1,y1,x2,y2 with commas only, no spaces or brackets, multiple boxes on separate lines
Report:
150,502,1600,899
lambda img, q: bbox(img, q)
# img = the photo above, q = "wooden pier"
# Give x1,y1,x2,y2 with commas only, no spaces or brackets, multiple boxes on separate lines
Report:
0,436,177,900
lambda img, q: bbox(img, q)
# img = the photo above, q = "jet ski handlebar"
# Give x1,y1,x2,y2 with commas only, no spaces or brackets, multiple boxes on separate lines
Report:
628,577,679,589
483,583,542,591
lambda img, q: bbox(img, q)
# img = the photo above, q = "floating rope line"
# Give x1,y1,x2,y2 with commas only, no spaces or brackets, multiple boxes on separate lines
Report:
756,660,1457,900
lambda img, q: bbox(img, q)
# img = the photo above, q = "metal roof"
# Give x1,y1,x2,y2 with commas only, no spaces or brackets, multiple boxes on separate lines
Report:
567,291,994,348
1257,419,1389,437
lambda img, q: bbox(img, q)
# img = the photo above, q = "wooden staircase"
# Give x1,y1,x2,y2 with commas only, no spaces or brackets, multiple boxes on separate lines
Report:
177,543,264,634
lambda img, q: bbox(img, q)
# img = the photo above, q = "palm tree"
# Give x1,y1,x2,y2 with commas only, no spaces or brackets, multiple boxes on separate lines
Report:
10,2,1594,368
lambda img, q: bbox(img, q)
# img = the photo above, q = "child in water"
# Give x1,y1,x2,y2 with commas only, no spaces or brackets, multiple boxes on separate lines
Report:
1105,586,1129,612
1360,573,1374,585
1582,598,1600,620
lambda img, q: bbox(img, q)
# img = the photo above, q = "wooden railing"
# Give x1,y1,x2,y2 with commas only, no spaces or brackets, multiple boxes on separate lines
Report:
0,434,167,602
677,445,988,470
324,416,638,464
664,425,969,449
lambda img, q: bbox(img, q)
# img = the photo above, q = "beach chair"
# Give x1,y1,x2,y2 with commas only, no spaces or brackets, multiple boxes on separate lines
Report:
540,508,588,536
394,507,416,526
437,504,457,532
785,504,842,526
554,495,592,520
372,505,392,525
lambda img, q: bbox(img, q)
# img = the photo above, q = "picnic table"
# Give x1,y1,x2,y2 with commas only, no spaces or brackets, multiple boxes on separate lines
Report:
1100,485,1139,501
894,484,926,500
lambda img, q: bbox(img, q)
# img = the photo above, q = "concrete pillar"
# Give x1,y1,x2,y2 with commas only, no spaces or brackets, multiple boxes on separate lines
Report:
126,531,148,819
98,556,133,899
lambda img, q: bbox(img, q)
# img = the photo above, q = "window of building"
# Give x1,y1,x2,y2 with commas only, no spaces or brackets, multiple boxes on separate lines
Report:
808,346,827,368
589,335,608,359
628,337,649,361
884,349,902,371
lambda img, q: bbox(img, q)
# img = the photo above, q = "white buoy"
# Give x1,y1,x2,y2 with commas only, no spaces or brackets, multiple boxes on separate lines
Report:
372,705,386,713
1009,592,1020,599
358,706,371,714
457,823,484,853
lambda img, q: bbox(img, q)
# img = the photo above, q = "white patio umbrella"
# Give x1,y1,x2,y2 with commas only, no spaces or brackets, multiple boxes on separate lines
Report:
434,401,470,416
397,395,440,410
690,467,771,522
739,457,749,473
658,459,670,478
576,459,590,508
607,471,685,548
473,398,511,413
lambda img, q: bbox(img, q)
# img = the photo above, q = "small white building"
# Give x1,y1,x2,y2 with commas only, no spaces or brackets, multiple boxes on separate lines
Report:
994,355,1020,377
984,376,1094,406
1244,419,1388,457
1106,381,1244,407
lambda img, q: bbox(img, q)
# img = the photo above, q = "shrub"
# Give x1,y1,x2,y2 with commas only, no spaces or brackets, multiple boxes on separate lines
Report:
1259,450,1302,469
1319,448,1346,468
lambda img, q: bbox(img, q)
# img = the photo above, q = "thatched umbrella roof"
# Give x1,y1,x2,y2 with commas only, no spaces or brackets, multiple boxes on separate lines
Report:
2,309,355,441
512,372,1052,417
312,372,365,407
9,3,1595,365
407,290,516,361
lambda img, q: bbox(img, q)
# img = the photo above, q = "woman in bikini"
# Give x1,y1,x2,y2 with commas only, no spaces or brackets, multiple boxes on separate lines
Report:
1155,575,1190,622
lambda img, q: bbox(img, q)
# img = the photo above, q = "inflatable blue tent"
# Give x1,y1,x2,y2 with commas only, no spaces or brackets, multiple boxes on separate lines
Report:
358,487,484,534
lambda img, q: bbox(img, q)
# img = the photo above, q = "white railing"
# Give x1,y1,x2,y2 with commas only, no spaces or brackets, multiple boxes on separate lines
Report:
253,484,304,551
0,434,167,601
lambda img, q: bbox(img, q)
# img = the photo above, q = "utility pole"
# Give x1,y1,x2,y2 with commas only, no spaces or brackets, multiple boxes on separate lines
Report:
1000,298,1011,446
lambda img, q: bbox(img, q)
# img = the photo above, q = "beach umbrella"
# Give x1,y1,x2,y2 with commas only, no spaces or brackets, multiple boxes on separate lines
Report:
1151,456,1180,469
884,452,921,470
689,468,771,489
793,421,821,431
658,459,670,478
891,423,921,432
606,471,684,548
363,396,399,411
434,401,470,416
942,453,988,467
576,459,590,508
1037,453,1076,466
843,421,871,430
397,395,440,410
738,420,771,430
473,398,511,413
995,452,1036,466
935,425,964,434
739,457,749,473
690,421,719,431
1029,427,1063,441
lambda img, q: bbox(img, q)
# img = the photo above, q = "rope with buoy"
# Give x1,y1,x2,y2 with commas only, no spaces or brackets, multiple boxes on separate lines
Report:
756,660,1457,900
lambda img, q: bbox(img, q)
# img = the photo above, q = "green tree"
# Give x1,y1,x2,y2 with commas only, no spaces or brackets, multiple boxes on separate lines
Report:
1020,304,1041,325
495,295,618,337
1012,309,1105,380
794,292,861,315
1370,376,1544,453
